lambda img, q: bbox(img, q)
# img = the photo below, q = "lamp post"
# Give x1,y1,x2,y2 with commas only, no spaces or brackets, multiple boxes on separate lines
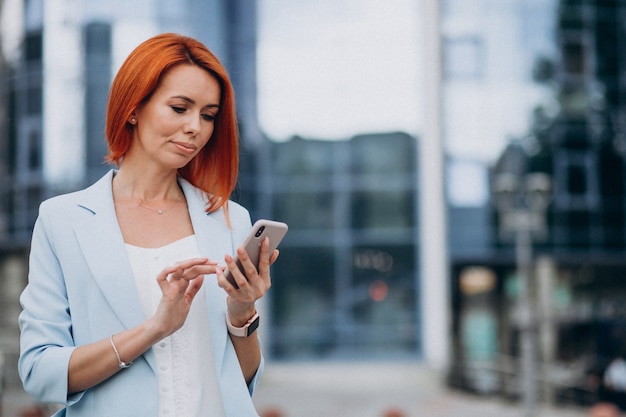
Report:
491,172,552,417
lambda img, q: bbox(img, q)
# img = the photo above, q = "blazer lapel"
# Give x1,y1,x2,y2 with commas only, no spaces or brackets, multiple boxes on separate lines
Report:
73,171,148,331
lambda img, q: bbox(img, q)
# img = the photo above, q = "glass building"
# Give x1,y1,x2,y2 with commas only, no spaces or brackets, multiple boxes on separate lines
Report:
238,132,420,359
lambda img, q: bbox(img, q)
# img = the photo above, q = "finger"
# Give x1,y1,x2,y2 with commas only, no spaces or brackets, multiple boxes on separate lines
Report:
156,270,169,291
216,265,250,298
162,258,216,283
269,249,280,265
215,265,236,291
217,268,258,305
168,269,185,283
257,240,271,278
181,263,219,280
224,254,250,290
236,246,260,281
156,265,184,290
255,238,271,273
259,237,270,259
184,275,205,301
174,257,214,270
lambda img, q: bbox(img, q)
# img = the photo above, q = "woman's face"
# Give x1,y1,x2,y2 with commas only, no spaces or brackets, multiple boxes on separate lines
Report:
129,64,221,169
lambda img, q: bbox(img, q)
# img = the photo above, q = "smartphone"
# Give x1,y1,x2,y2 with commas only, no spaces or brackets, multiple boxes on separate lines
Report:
224,219,288,288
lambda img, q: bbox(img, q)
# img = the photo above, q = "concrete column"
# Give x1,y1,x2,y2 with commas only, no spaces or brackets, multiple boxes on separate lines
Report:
419,0,450,369
42,0,85,191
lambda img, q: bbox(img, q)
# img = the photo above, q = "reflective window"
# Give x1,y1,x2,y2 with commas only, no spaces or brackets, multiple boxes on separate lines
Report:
273,191,334,231
267,133,419,359
351,245,417,355
351,190,413,230
270,246,336,358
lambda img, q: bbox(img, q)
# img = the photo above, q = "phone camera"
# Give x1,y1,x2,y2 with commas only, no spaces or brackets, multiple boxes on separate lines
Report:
255,226,265,237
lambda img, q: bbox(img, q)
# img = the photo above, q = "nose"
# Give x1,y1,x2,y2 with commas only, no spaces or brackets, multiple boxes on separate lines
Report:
184,113,201,136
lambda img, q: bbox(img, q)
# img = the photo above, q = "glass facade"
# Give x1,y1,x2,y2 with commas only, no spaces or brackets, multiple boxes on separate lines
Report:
250,132,420,359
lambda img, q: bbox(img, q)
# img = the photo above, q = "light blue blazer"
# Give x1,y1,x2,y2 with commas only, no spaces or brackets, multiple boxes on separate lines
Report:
18,170,263,417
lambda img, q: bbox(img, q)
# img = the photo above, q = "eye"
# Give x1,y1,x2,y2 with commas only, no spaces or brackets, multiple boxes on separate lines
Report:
202,113,216,122
171,106,186,114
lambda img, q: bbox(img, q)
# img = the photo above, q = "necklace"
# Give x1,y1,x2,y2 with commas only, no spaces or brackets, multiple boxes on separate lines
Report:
138,201,178,215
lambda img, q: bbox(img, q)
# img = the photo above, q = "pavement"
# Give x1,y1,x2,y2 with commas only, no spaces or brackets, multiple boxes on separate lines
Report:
253,362,592,417
3,361,594,417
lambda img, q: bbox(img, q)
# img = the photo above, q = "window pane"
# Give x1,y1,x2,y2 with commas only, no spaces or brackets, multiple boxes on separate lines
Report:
352,190,414,229
351,245,417,355
274,192,334,230
270,247,336,358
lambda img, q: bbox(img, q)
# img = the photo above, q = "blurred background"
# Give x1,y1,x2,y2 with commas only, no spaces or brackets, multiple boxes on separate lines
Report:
0,0,625,416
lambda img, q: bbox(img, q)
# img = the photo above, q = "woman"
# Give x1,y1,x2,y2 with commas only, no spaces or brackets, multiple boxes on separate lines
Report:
18,33,277,416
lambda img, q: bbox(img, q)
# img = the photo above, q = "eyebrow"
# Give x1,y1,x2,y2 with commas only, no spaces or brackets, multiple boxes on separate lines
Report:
172,95,220,110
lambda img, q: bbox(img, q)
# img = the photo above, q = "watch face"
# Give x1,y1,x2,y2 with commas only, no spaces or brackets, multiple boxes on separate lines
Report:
246,315,260,337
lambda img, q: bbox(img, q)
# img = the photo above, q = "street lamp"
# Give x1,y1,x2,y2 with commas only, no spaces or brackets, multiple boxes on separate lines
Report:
491,172,552,417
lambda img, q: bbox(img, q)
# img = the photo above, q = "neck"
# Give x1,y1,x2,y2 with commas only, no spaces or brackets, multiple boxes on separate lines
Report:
113,166,183,202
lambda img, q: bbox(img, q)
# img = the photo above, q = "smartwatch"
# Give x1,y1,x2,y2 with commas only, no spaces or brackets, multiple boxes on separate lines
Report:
226,312,260,337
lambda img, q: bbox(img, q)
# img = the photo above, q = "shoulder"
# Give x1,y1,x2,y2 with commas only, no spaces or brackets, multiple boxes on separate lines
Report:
226,200,251,226
37,171,114,221
205,199,252,235
38,189,87,222
179,177,251,229
39,188,85,212
225,200,252,245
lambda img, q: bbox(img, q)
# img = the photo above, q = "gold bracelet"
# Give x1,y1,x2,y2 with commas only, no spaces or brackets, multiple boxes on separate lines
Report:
109,334,132,369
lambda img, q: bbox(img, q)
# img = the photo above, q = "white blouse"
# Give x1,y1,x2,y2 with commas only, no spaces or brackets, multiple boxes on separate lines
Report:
125,235,225,417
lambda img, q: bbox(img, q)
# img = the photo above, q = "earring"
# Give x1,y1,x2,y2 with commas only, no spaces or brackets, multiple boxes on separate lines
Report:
130,117,137,125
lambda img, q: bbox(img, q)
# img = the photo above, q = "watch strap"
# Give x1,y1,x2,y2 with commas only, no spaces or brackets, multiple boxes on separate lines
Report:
226,311,260,337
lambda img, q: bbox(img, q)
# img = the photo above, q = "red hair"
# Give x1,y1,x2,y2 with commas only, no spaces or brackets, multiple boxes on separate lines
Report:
105,33,238,218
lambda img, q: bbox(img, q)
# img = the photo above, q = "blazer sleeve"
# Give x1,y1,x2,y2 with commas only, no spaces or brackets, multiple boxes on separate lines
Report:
18,201,82,405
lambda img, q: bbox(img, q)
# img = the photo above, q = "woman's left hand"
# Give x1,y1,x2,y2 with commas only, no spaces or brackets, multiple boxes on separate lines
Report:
216,237,279,324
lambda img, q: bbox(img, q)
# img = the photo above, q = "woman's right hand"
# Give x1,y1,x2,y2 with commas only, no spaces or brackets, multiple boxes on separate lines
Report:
149,257,218,338
67,257,217,394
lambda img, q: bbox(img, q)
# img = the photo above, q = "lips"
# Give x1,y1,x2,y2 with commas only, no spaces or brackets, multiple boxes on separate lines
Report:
171,141,198,154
